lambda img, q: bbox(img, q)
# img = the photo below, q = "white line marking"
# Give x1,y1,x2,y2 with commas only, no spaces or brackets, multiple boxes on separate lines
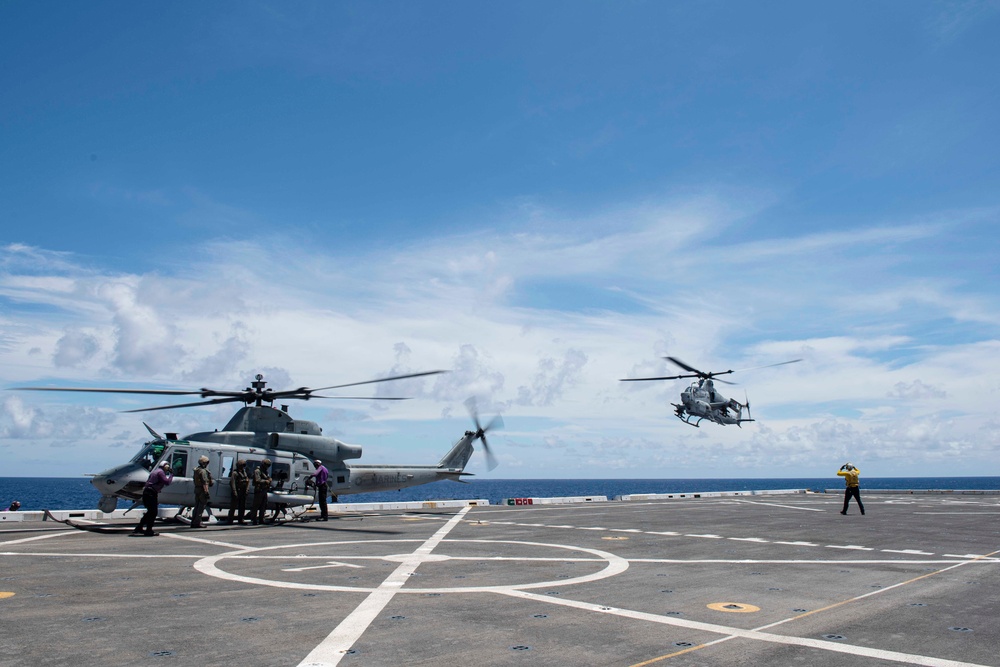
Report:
162,533,252,550
499,589,991,666
295,507,471,667
826,544,874,550
882,549,934,555
728,537,769,543
283,561,365,572
685,533,723,539
731,500,825,512
774,541,818,546
626,558,996,565
0,531,80,546
646,531,679,536
944,553,988,559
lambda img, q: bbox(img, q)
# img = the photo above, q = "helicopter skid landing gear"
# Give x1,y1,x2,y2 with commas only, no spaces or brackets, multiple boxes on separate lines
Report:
674,413,702,427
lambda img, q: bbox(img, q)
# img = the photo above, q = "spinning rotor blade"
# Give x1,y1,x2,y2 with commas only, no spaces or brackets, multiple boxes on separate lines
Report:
729,358,803,373
464,397,503,471
620,373,698,382
665,357,736,383
310,370,448,392
11,386,211,396
12,369,449,413
123,396,252,413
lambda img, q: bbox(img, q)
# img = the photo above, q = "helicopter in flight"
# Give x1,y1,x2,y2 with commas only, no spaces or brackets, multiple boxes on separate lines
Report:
13,372,503,517
620,356,801,427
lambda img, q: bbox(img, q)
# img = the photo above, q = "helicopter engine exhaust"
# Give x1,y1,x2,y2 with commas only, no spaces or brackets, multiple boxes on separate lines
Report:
268,433,362,461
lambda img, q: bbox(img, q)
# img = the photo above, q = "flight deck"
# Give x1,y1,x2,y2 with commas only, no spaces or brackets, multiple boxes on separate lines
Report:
1,490,998,666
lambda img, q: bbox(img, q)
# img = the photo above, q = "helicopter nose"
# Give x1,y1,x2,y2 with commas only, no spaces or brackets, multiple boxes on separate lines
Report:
91,463,149,499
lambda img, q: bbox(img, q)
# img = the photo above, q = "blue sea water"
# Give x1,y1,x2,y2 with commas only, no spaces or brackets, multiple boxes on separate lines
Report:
2,476,1000,511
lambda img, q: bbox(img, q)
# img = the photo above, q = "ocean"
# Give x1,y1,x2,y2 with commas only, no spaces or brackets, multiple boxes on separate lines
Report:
2,476,1000,511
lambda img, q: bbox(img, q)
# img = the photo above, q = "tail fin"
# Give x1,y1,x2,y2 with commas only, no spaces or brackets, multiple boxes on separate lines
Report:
437,432,475,470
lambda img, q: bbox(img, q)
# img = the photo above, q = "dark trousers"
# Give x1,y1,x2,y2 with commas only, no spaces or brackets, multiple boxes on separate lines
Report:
136,488,159,534
227,490,247,522
842,486,865,514
192,493,211,527
317,483,329,519
251,488,268,523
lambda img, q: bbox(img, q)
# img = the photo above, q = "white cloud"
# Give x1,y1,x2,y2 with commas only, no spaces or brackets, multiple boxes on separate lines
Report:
1,198,999,478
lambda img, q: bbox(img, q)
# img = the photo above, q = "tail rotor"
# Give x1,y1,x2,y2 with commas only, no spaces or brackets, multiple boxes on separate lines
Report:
464,397,503,471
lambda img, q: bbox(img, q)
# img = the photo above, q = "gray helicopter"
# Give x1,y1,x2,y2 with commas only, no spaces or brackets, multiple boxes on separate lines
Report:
620,356,801,427
14,373,502,516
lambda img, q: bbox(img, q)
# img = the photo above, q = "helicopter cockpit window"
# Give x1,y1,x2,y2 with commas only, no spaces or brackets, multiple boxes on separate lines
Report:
131,444,156,471
131,443,167,471
170,450,189,477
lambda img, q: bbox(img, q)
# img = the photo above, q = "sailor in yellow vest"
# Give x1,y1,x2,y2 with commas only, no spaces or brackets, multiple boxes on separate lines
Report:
837,462,865,515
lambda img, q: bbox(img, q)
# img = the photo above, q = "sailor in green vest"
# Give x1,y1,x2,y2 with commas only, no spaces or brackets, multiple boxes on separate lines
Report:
191,455,214,528
251,459,272,525
227,459,250,525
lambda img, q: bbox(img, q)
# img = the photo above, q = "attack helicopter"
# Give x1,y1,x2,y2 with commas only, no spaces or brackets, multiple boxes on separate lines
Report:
620,356,801,427
13,372,503,518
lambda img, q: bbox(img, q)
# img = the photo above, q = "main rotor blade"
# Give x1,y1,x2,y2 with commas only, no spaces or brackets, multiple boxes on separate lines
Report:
730,358,803,373
619,373,699,382
309,395,410,401
665,357,706,375
122,396,249,413
11,386,204,396
310,370,448,392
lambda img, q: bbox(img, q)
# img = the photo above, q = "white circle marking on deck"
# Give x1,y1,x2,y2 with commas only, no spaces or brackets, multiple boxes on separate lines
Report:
194,538,629,593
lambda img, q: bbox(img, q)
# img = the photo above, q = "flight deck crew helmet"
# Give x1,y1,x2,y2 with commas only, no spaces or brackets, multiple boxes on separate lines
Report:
314,459,322,466
160,461,171,469
261,458,271,467
198,455,209,464
236,459,246,467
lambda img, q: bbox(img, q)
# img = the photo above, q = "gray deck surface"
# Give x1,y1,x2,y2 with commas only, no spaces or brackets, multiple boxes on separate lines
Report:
2,492,998,667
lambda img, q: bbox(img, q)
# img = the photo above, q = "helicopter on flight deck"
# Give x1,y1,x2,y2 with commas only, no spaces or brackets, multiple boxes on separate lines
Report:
620,356,801,427
13,372,503,518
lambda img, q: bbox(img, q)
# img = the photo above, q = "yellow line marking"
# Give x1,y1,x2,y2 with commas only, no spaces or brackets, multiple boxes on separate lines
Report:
602,536,629,541
0,592,15,599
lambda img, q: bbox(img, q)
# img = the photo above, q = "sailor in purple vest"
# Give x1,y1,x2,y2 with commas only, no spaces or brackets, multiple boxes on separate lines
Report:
308,459,329,521
132,461,173,536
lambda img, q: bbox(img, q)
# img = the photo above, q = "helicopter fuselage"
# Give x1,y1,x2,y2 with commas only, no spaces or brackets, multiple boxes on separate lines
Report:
91,405,481,512
673,379,752,427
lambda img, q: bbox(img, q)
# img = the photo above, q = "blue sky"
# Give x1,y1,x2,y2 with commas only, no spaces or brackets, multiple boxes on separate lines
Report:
2,2,999,480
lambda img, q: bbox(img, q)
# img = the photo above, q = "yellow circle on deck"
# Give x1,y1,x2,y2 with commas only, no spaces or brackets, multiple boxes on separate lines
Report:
707,601,760,613
0,592,15,600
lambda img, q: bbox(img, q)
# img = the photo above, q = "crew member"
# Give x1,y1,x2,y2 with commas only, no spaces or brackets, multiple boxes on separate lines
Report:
308,459,330,521
227,459,250,525
837,462,865,515
251,459,272,525
191,455,214,528
6,500,21,512
133,461,173,536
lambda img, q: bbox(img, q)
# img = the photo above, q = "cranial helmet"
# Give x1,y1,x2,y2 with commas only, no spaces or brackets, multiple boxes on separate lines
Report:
261,458,271,466
198,455,209,464
236,459,247,467
160,461,172,469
